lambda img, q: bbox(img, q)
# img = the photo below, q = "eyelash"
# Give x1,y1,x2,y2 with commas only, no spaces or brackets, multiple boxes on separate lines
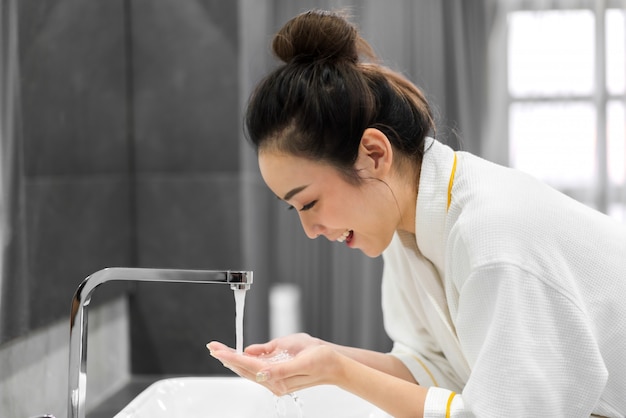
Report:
287,200,317,212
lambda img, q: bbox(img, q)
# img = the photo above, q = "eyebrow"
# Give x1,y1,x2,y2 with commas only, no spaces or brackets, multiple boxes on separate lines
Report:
282,185,309,201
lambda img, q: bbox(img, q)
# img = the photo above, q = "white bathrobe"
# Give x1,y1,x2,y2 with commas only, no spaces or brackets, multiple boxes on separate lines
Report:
382,139,626,417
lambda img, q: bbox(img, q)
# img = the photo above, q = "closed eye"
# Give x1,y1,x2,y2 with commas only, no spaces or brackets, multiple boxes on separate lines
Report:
285,200,317,211
300,200,317,211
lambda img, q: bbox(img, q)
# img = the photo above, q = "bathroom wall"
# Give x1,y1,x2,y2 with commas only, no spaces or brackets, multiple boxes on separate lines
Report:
128,0,242,375
0,2,242,415
16,0,133,338
0,2,136,415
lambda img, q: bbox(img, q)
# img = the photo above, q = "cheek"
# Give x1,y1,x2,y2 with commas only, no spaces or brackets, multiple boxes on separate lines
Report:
322,190,356,221
326,185,393,235
359,198,398,246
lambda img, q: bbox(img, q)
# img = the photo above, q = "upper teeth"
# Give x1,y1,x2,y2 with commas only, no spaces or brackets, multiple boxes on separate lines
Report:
337,230,351,242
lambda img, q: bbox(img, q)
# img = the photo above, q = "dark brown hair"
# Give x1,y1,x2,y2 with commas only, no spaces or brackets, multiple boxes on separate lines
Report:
245,9,435,181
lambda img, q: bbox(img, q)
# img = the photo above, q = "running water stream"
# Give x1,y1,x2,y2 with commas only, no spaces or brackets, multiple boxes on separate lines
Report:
234,288,247,354
233,289,303,417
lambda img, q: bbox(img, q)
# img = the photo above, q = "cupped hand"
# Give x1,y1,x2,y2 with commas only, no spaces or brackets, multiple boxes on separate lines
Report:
206,340,268,382
207,334,345,396
244,333,323,358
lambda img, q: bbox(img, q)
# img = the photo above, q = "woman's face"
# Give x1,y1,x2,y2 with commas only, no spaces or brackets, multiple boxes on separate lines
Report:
258,150,400,258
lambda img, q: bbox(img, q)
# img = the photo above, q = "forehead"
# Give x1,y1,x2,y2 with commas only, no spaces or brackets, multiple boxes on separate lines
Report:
258,151,340,198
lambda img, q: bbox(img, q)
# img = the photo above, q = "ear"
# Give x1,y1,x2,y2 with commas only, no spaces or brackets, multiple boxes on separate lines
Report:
355,128,394,177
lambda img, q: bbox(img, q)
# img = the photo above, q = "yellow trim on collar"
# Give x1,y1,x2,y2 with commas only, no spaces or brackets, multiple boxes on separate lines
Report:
445,391,457,418
447,153,457,211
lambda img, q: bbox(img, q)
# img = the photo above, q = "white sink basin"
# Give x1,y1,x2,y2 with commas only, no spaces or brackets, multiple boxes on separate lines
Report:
114,376,390,417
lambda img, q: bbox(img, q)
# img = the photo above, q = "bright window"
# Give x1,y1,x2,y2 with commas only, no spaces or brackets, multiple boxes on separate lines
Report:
506,6,626,221
508,10,594,97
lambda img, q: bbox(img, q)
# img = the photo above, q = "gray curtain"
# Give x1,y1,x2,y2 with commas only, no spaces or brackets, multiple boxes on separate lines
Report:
0,0,28,343
441,0,494,155
239,0,493,351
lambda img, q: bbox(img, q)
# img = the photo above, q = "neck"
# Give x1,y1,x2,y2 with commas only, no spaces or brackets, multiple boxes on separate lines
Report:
394,164,420,235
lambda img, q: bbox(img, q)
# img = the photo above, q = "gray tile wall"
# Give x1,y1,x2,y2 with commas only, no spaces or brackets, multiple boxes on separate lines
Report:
132,175,243,374
7,0,242,378
129,0,242,375
16,0,133,331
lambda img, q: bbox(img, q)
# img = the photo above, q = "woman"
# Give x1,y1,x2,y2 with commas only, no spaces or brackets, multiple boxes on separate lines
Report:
208,9,626,418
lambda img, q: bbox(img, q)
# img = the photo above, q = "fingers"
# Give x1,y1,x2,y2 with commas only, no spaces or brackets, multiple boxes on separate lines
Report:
244,341,278,356
207,342,323,397
207,338,331,398
206,341,233,353
257,369,319,397
208,343,268,380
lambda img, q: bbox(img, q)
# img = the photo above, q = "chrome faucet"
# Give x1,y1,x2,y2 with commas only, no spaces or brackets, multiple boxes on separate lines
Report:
67,267,253,418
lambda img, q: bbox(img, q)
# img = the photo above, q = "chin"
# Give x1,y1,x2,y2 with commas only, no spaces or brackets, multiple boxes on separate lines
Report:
352,233,393,258
359,244,386,258
361,249,383,258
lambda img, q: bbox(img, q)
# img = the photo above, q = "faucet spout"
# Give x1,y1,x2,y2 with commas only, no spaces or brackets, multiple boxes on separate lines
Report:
68,268,252,418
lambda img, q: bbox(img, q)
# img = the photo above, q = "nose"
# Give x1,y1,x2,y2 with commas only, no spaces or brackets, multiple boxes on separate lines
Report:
299,214,324,239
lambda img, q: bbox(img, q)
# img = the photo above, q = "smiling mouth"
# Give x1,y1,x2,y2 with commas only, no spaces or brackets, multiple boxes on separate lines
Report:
336,229,353,244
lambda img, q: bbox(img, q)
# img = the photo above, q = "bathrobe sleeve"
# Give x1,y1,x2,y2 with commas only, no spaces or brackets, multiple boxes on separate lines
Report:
423,263,609,418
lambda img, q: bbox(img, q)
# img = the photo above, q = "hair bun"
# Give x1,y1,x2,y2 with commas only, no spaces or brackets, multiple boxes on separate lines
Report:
272,10,361,64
